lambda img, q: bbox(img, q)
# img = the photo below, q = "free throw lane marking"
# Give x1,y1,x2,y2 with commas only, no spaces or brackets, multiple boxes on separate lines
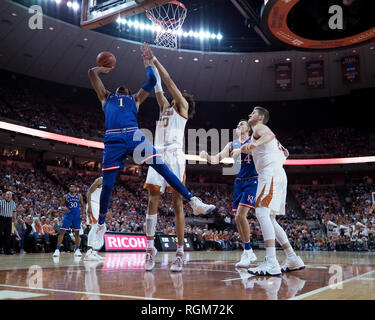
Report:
290,270,375,300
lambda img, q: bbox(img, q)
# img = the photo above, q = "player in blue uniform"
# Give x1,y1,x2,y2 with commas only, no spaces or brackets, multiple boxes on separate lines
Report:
200,120,258,268
87,47,215,251
53,184,84,258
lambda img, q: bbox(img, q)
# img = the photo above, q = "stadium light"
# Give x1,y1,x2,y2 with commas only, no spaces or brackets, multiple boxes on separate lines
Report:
72,2,80,11
67,1,72,8
117,19,222,41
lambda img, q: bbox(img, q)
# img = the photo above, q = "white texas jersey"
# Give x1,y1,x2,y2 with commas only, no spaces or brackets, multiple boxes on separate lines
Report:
154,105,187,152
251,135,286,172
91,187,101,209
86,187,101,214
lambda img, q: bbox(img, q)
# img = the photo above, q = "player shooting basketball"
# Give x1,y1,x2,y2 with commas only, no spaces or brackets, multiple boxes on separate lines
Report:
141,43,196,272
87,49,215,252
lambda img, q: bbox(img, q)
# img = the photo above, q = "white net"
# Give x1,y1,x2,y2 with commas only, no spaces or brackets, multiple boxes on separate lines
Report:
146,1,187,49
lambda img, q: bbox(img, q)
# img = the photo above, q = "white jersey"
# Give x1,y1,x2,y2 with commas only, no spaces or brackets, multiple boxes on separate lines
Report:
86,187,101,225
154,105,187,152
251,136,286,172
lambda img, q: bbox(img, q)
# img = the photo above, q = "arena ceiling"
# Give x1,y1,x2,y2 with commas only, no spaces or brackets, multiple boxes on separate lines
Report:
1,0,375,102
12,0,278,53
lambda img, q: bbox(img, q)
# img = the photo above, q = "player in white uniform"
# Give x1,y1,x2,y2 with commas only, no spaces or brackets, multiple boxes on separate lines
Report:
84,177,105,261
241,106,304,276
142,43,198,272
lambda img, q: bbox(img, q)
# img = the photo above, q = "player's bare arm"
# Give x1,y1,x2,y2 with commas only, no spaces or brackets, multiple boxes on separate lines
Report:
80,194,84,213
60,195,69,213
241,124,275,153
142,43,188,117
200,142,232,165
88,66,112,107
133,56,157,108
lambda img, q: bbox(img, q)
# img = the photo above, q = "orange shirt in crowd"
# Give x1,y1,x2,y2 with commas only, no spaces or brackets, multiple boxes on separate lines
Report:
43,224,56,235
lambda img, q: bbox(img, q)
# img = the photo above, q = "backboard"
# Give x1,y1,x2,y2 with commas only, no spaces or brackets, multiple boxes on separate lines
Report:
81,0,171,30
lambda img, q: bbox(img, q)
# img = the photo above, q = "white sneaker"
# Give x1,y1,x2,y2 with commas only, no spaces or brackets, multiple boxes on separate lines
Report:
74,249,82,257
248,257,282,276
170,252,184,272
235,250,257,268
281,255,305,273
189,196,216,215
84,249,105,261
89,223,107,250
145,247,158,271
53,249,60,257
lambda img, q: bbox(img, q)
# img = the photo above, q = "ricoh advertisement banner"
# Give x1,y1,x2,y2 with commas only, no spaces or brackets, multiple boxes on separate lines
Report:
104,233,147,252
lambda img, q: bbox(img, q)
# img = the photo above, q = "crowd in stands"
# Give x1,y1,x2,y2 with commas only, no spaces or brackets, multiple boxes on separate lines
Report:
0,72,373,158
1,159,374,254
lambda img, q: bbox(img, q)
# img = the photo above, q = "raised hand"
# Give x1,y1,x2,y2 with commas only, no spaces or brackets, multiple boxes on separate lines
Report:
141,42,154,60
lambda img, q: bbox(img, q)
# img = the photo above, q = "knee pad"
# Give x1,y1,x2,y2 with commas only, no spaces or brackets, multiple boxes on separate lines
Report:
255,207,275,241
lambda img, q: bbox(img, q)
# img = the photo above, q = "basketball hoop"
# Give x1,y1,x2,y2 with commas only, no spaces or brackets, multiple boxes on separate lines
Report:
146,1,187,49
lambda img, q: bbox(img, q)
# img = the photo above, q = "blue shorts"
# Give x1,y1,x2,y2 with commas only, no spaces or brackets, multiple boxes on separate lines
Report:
61,212,81,231
232,177,258,212
102,128,162,172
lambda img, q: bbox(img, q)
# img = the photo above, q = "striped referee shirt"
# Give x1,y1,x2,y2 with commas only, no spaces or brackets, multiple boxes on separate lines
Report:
0,200,16,218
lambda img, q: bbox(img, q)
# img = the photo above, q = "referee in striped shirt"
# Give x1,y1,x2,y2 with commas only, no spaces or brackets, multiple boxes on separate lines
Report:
0,191,17,255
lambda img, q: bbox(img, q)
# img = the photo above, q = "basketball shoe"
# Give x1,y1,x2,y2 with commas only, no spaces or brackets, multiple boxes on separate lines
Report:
189,197,216,215
88,223,106,250
235,249,257,268
170,252,184,272
84,248,105,261
248,256,282,276
281,255,305,273
145,247,158,271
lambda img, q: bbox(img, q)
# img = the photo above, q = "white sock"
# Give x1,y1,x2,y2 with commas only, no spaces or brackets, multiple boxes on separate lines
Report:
147,239,154,249
266,247,276,259
284,246,296,258
177,245,184,255
146,214,157,248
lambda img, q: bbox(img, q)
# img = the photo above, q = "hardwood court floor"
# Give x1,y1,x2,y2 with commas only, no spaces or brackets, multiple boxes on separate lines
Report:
0,250,374,300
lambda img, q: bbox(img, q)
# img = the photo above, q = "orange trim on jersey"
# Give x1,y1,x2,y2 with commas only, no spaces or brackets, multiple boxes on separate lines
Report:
255,184,266,208
173,105,189,120
260,178,274,208
143,183,162,193
167,170,186,193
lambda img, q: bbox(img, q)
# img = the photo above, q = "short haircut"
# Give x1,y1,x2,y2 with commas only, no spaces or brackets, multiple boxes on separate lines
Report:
239,119,250,128
254,106,270,124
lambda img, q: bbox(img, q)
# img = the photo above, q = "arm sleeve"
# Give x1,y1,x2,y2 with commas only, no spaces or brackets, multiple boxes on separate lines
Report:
141,66,157,93
151,62,163,93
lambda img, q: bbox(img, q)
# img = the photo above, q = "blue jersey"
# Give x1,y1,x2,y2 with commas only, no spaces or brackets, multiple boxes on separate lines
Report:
231,137,258,179
66,193,81,215
103,93,138,130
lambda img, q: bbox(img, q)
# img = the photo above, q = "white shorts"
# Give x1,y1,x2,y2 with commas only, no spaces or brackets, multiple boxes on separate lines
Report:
144,149,186,193
86,201,99,225
255,165,287,215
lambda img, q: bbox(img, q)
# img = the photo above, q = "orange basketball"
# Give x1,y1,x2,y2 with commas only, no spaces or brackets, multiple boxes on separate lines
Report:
96,51,116,68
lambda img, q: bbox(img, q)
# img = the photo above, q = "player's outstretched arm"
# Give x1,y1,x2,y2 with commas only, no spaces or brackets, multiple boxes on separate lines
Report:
88,66,112,107
149,60,169,109
142,43,188,115
200,142,232,165
134,57,157,108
